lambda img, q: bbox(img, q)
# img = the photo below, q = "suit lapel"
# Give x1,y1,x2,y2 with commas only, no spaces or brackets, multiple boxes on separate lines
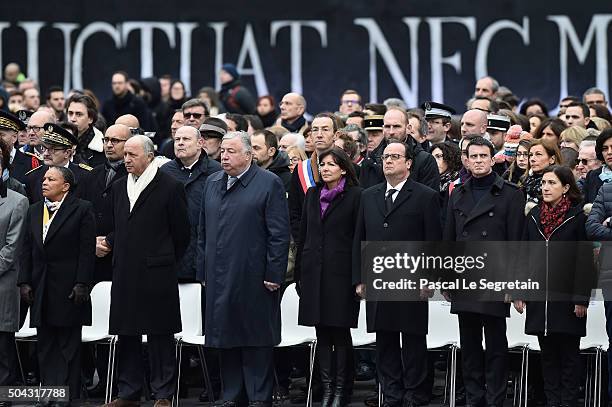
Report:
374,184,387,218
129,173,160,217
386,179,414,217
43,195,78,244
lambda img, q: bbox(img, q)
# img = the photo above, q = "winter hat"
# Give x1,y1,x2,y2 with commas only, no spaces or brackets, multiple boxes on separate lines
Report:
221,63,240,81
503,125,523,157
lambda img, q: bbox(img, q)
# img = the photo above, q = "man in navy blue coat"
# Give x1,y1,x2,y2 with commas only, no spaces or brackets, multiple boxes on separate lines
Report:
198,131,289,407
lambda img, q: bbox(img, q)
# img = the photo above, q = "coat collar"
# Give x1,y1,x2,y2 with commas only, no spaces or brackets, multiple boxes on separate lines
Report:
455,173,505,225
223,163,258,193
41,193,79,245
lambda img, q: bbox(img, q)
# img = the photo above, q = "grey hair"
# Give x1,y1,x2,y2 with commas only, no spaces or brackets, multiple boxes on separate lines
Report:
579,139,597,150
131,134,155,156
583,87,607,101
383,98,407,110
344,124,368,146
280,132,305,150
222,131,252,153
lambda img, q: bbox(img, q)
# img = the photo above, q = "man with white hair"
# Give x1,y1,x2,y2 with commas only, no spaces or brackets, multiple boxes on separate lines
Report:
198,131,289,407
276,93,308,134
278,132,305,151
102,134,190,407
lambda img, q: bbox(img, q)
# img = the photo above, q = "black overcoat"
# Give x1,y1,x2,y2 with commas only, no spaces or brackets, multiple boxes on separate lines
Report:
443,174,525,316
80,162,127,282
295,184,362,328
107,170,190,335
521,204,595,337
197,164,290,348
19,194,96,327
353,179,442,333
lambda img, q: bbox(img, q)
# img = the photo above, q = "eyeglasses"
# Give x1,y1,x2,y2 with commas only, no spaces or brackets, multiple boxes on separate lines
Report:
575,158,599,166
341,99,360,105
289,157,300,164
183,112,204,119
102,137,128,145
26,125,43,133
382,153,405,161
40,145,68,153
516,152,529,158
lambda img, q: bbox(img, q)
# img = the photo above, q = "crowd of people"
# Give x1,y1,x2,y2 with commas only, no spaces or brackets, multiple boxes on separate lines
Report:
0,61,611,407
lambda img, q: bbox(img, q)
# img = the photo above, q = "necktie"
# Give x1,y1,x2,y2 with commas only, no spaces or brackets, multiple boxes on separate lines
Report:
227,176,238,190
105,167,116,187
385,189,396,213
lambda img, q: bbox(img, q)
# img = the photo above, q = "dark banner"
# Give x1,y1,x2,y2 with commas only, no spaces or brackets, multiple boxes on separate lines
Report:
0,1,611,114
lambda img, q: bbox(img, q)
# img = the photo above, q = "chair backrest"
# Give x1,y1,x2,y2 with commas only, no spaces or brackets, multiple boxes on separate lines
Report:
581,299,608,350
507,306,532,348
177,283,203,337
351,300,376,346
84,281,112,337
427,300,459,349
15,309,36,339
279,284,316,346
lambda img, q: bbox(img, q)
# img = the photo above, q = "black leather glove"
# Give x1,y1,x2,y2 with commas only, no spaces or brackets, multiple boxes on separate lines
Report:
20,284,33,305
68,283,90,305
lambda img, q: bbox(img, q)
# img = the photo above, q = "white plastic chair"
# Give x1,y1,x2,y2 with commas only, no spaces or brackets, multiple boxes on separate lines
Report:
507,306,532,407
278,284,317,407
14,308,37,385
173,283,208,407
351,300,376,347
427,300,460,407
581,299,608,407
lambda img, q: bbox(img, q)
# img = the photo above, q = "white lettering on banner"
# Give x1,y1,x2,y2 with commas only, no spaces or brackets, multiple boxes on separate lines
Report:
121,22,176,80
354,18,419,105
17,22,45,83
209,22,228,91
52,23,79,95
270,21,328,95
548,15,612,108
474,17,530,81
72,22,122,90
236,24,269,96
177,22,197,92
0,15,610,109
426,17,476,103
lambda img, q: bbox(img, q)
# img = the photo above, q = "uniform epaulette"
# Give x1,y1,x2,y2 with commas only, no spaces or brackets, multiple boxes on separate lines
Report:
24,165,44,176
78,163,93,171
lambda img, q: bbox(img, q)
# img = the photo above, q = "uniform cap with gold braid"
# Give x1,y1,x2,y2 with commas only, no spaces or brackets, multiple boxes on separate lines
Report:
363,115,384,131
0,110,25,132
41,123,78,148
16,110,33,126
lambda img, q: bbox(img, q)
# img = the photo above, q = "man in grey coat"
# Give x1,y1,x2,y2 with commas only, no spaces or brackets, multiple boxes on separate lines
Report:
197,131,290,407
0,153,28,388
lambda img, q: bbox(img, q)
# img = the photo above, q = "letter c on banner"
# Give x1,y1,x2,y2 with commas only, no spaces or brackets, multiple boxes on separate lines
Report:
72,22,122,90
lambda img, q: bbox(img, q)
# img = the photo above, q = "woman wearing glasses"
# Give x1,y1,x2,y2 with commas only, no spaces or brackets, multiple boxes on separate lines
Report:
504,140,531,185
295,147,361,407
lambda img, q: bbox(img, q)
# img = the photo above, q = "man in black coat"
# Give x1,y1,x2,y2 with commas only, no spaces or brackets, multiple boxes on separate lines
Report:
101,71,153,130
353,141,442,407
24,122,92,203
444,137,525,407
102,135,190,407
251,129,291,191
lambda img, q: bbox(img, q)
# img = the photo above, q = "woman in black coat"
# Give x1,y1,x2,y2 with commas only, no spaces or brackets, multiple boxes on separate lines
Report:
18,166,96,405
295,147,361,407
514,165,595,407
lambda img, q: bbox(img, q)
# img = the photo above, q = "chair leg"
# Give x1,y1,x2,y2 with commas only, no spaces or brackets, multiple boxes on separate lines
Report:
307,340,317,407
173,341,183,407
197,345,215,403
107,337,117,404
450,345,457,407
14,340,25,385
443,349,450,405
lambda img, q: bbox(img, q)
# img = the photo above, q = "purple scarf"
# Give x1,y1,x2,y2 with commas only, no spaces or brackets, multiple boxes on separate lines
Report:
319,177,346,218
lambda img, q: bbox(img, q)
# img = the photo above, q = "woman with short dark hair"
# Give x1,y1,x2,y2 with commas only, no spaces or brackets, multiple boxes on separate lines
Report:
18,166,96,405
295,147,361,407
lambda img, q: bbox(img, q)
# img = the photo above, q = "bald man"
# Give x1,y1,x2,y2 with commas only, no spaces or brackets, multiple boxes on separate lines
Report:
103,134,189,407
115,114,140,130
21,110,55,160
461,109,488,137
276,92,308,134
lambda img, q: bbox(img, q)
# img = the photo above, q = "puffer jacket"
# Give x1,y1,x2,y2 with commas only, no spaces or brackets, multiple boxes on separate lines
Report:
586,182,612,289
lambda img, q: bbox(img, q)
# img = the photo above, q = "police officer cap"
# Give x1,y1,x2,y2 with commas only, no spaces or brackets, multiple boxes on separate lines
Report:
41,123,78,148
0,110,25,132
421,101,456,119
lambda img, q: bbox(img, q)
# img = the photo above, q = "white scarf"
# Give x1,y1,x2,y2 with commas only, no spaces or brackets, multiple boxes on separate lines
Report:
126,162,158,212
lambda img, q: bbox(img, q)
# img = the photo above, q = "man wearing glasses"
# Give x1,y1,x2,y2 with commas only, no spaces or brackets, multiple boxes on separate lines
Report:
24,122,92,203
0,110,37,183
182,99,209,129
575,140,602,189
22,110,54,163
338,89,363,116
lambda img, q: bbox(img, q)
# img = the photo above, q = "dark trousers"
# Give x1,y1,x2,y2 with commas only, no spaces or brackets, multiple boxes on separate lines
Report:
0,331,15,385
116,334,176,401
538,334,581,407
37,325,82,400
605,300,612,398
458,312,508,407
219,347,275,403
376,331,428,405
